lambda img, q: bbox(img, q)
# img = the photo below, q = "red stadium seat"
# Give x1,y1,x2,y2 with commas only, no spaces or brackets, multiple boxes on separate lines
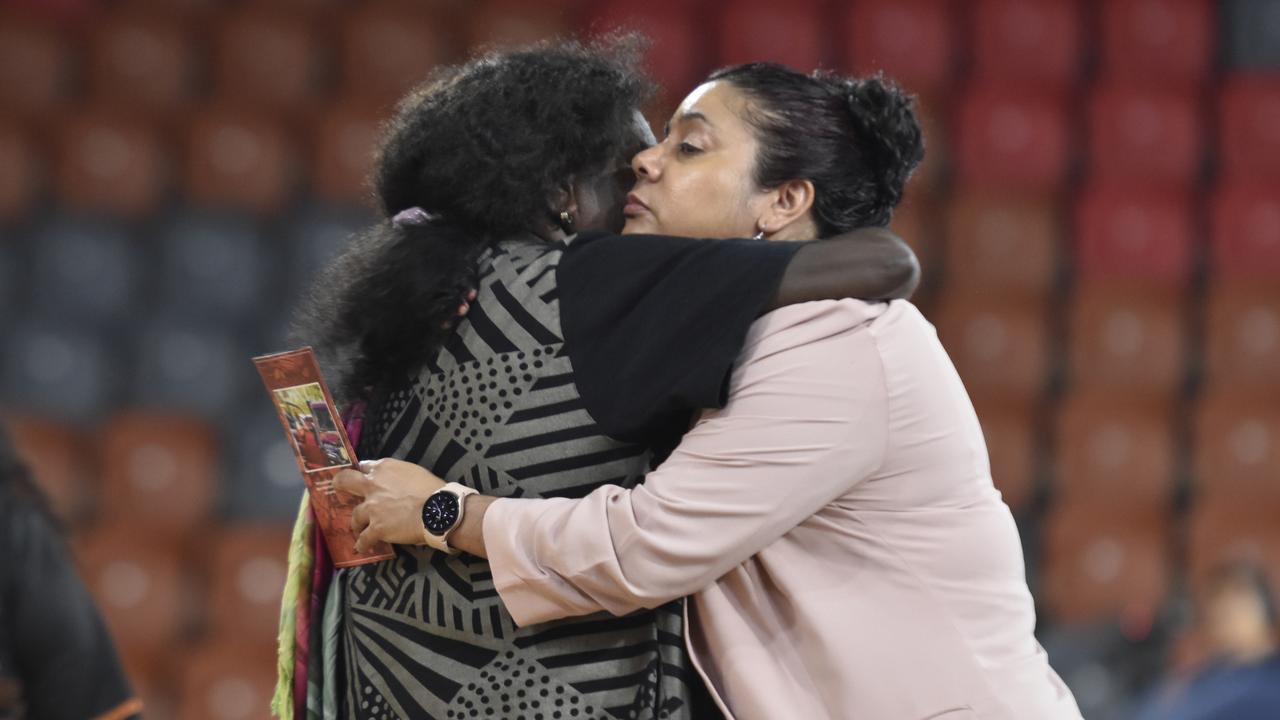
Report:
184,104,299,213
943,191,1061,295
1074,186,1196,286
1219,75,1280,182
176,640,277,720
0,13,74,116
933,294,1049,399
971,397,1040,514
584,0,707,106
4,417,94,526
1100,0,1214,87
212,9,324,112
86,12,198,113
954,87,1073,191
1210,182,1280,279
1053,392,1176,511
1087,84,1204,186
1043,503,1171,624
1194,390,1280,504
971,0,1084,87
53,109,169,218
76,526,191,657
0,118,40,221
205,525,291,642
97,412,219,533
891,187,940,287
1066,282,1188,394
843,0,957,96
717,0,825,71
1204,283,1280,391
311,99,383,206
338,2,458,106
464,0,573,51
1188,500,1280,598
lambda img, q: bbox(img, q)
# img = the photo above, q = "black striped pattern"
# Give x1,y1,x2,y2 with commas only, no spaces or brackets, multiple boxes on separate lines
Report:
338,238,699,720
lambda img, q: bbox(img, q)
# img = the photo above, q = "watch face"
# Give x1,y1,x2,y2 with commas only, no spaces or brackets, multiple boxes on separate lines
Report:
422,491,460,536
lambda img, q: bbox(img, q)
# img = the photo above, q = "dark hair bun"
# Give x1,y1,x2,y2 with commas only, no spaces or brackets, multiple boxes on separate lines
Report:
838,74,924,211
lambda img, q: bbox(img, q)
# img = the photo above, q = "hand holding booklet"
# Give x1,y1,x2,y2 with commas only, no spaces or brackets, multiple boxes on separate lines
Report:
253,347,394,567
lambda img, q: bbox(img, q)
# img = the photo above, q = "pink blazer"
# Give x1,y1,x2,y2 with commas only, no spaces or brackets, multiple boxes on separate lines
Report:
484,300,1083,720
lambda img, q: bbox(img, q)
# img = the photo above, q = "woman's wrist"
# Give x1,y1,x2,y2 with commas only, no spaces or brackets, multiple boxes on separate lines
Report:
450,494,496,558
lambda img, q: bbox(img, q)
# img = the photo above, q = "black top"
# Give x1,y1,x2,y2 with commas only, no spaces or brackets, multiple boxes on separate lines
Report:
0,483,137,720
558,230,803,459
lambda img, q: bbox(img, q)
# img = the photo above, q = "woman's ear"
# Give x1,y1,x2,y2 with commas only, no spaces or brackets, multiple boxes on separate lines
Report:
757,179,816,237
543,181,581,240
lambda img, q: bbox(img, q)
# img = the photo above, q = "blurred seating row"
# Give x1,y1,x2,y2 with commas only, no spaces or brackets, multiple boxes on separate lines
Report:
3,76,1279,219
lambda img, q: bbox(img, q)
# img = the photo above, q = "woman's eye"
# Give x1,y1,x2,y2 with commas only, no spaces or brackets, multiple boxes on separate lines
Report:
678,142,702,155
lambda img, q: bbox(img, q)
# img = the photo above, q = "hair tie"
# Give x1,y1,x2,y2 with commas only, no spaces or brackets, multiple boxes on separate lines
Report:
391,207,442,227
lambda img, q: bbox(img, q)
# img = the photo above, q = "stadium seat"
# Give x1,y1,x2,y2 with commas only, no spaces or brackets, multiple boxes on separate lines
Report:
337,2,458,106
971,397,1040,514
129,315,253,420
175,640,277,720
284,204,373,296
211,9,324,112
1053,392,1177,511
75,526,192,657
842,0,957,96
98,412,219,532
184,104,298,214
0,13,74,116
954,87,1073,191
464,0,574,51
889,187,939,288
1219,75,1280,181
1100,0,1215,87
4,417,94,526
1187,500,1280,597
26,217,144,324
0,118,40,221
1087,84,1204,186
1210,182,1280,279
943,191,1061,295
156,210,274,319
717,0,825,71
205,524,291,641
53,109,169,218
1042,503,1171,624
1223,0,1280,69
1204,283,1280,390
971,0,1084,86
1193,389,1280,503
225,403,311,522
311,99,384,206
933,294,1050,399
0,322,119,423
86,12,198,113
583,0,708,104
1066,282,1188,394
1074,186,1196,286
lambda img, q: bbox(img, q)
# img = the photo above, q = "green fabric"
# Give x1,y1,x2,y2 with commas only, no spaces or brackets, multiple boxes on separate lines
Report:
272,492,315,719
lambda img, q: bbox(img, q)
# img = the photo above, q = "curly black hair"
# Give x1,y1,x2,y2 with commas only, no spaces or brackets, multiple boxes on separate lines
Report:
707,63,925,235
293,35,655,403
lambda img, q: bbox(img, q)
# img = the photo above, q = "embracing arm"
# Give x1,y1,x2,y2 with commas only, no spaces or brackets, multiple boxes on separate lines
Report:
769,227,919,310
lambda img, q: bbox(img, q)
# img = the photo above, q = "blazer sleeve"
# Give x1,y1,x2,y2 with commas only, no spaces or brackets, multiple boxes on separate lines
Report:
484,302,890,626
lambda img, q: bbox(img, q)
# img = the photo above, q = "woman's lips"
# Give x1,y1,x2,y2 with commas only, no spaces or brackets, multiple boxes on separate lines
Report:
623,193,650,217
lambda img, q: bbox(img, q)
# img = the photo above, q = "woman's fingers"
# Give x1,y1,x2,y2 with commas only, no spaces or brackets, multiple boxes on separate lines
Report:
332,468,372,497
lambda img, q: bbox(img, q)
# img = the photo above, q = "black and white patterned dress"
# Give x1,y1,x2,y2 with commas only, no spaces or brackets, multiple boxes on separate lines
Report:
336,231,799,720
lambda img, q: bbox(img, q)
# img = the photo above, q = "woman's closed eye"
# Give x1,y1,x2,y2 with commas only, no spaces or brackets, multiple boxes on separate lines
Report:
678,142,703,156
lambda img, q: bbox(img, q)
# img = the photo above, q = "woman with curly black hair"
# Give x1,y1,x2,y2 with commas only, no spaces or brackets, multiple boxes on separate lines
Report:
285,36,917,720
340,62,1083,719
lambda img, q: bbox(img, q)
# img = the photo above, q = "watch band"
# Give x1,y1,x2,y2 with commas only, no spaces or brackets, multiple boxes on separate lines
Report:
423,482,478,554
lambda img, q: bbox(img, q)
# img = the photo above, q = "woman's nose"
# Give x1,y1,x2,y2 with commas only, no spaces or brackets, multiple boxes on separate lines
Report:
632,144,661,181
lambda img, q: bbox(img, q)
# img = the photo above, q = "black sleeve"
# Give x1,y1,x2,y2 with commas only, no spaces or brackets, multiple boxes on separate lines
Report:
558,231,803,451
3,494,138,720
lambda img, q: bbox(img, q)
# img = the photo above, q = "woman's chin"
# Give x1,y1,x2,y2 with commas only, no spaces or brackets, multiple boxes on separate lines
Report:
621,215,658,235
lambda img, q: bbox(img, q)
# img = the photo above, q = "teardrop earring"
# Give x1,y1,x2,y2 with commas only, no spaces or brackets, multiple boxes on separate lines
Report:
558,211,575,234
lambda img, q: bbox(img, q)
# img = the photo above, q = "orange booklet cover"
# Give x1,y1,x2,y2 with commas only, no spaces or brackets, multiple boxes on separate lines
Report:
253,347,394,567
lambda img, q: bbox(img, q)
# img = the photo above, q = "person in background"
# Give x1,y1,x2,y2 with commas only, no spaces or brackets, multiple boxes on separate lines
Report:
1135,561,1280,720
0,424,142,720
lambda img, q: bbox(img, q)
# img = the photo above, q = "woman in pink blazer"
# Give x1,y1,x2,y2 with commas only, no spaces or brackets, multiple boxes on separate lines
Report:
338,63,1083,720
